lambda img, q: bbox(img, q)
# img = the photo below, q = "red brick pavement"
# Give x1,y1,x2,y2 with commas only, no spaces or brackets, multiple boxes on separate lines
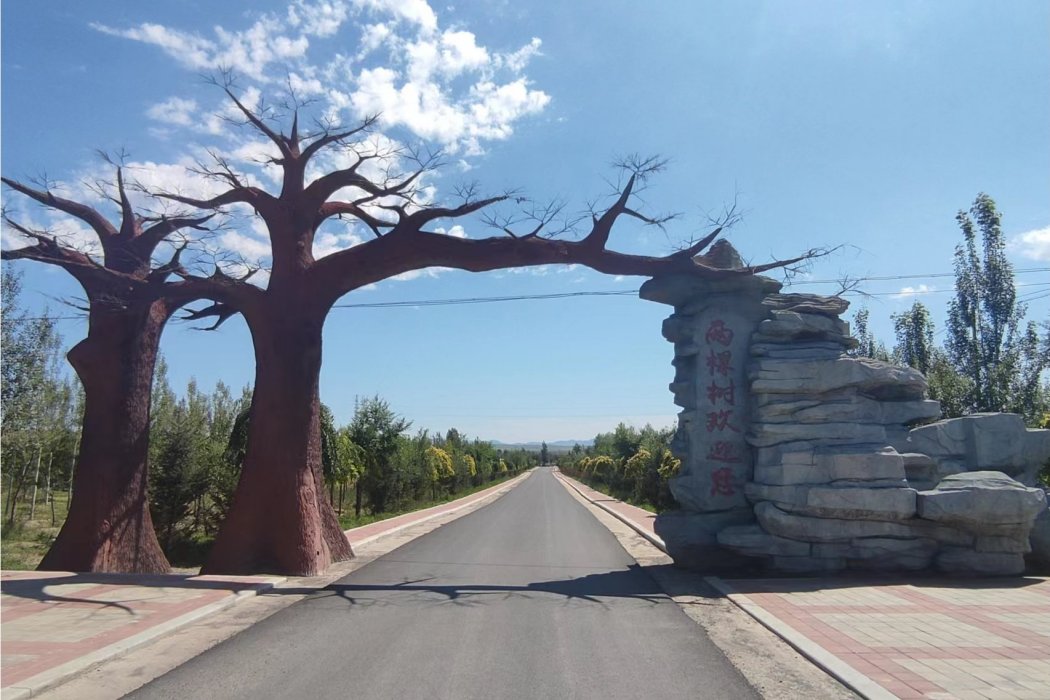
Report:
713,577,1050,700
1,571,278,691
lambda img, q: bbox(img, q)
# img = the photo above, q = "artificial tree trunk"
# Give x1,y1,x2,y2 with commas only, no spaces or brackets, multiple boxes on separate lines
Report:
203,301,352,575
39,303,171,573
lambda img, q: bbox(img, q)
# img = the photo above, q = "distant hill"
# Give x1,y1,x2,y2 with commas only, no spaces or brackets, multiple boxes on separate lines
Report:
489,439,593,453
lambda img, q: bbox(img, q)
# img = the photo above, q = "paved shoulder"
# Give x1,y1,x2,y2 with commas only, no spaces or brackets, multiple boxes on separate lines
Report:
128,468,758,699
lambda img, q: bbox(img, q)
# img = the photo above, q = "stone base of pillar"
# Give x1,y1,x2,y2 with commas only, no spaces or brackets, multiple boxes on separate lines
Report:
654,508,758,572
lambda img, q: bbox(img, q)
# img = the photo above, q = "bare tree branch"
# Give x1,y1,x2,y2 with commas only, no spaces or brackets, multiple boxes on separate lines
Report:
2,177,118,242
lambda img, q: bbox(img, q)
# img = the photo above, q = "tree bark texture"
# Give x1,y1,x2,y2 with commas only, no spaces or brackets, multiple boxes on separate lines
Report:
39,303,171,573
203,301,352,575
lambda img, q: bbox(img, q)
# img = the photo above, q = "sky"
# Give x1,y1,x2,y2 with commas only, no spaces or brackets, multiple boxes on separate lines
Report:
2,0,1048,443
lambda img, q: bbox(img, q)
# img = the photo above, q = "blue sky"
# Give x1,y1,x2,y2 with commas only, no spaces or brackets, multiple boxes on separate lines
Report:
2,0,1048,442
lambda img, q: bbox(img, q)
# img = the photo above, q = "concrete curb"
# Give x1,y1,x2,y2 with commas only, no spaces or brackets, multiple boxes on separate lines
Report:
704,577,895,700
553,472,667,553
3,576,285,700
345,470,533,549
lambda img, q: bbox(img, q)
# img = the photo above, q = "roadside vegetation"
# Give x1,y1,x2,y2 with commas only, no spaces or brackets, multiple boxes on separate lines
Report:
0,267,537,569
558,423,681,512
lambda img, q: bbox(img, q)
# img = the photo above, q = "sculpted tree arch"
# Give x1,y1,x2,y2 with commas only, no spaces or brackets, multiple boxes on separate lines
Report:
0,170,256,572
155,85,820,575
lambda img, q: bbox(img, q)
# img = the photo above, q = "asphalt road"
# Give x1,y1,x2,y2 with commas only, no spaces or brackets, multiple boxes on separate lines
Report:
127,468,759,699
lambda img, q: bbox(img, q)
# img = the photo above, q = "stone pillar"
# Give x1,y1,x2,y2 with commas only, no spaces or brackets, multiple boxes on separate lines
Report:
640,243,781,570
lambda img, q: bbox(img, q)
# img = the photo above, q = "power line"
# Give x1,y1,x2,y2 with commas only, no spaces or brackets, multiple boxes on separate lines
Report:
787,267,1050,285
15,267,1050,320
332,289,636,309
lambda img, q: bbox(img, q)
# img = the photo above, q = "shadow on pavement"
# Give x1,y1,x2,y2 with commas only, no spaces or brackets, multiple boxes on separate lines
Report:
266,564,672,608
0,573,268,614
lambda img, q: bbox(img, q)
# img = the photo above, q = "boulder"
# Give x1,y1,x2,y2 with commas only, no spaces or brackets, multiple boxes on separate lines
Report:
754,310,850,341
905,414,1050,486
936,547,1025,576
749,357,926,400
901,452,964,491
750,343,847,360
753,500,971,545
717,524,811,556
762,293,850,317
754,395,940,427
974,536,1031,554
812,537,938,571
641,267,781,308
746,483,917,521
654,509,757,571
819,446,906,482
916,471,1047,536
747,422,887,448
771,556,847,573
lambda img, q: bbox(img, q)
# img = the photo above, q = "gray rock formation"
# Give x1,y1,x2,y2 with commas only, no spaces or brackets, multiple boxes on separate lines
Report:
644,271,1048,577
643,250,781,570
917,472,1046,540
901,414,1050,486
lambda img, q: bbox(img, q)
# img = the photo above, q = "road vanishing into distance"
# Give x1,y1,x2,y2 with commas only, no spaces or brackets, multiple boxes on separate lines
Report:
128,468,758,699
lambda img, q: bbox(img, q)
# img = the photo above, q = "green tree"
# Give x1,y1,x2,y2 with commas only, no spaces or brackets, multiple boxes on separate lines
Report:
149,386,211,551
851,307,890,361
892,302,936,375
1,269,72,526
423,445,455,497
946,193,1049,422
349,396,411,516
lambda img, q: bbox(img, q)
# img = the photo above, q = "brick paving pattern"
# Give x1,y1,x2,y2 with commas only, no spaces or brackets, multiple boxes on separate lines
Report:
718,577,1050,699
0,571,277,690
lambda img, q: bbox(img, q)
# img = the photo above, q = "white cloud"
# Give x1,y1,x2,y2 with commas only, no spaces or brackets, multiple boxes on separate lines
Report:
352,0,437,33
435,224,467,238
1012,225,1050,262
496,37,542,72
147,97,199,126
893,284,935,299
98,1,549,156
82,0,551,281
290,0,352,37
220,229,271,265
313,229,365,258
90,1,350,81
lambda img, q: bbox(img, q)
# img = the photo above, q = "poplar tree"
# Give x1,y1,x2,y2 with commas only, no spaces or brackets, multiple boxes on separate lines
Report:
945,193,1049,421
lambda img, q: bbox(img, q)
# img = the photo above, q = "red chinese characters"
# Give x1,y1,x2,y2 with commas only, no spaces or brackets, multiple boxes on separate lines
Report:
706,379,735,406
706,409,740,433
703,319,745,497
705,319,734,346
710,466,736,496
706,349,733,377
707,441,742,463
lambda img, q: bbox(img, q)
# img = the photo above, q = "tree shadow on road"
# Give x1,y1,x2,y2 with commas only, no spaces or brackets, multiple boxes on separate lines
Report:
279,564,672,609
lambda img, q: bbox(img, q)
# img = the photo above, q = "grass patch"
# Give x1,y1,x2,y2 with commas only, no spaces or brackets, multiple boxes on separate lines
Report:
1,491,71,570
